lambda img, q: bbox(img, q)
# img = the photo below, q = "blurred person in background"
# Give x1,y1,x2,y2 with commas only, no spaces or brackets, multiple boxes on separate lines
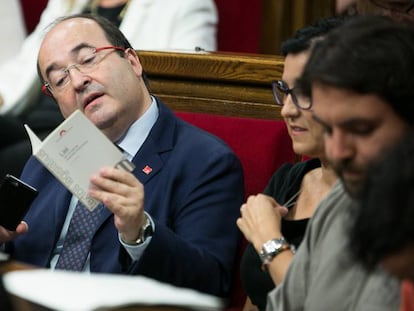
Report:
0,1,26,65
349,131,414,310
267,15,413,311
337,1,414,309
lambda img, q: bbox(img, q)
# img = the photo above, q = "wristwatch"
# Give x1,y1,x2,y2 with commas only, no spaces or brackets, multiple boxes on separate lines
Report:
135,214,153,244
259,237,291,271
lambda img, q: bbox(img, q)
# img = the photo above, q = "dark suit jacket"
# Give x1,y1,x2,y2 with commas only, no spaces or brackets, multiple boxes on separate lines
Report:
7,100,244,297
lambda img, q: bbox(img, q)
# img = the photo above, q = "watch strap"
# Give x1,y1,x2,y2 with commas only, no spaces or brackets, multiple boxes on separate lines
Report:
135,213,153,244
119,213,154,246
259,237,291,271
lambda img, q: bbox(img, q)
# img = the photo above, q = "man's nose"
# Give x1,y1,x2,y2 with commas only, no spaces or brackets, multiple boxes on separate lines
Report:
325,130,354,162
68,65,91,90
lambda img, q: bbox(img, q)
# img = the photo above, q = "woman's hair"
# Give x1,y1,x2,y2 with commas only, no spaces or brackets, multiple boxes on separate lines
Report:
280,16,346,56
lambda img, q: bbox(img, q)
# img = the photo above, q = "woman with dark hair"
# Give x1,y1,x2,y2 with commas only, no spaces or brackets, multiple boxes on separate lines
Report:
237,17,343,311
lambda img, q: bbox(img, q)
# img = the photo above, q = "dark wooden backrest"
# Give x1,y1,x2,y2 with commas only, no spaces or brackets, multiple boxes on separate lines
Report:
137,50,285,120
260,0,335,54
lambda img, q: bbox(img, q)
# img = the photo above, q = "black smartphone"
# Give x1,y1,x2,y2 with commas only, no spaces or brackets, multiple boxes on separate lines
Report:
0,174,38,231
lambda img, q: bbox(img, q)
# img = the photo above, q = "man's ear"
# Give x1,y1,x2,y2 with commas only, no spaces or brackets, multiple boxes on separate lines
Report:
125,48,143,76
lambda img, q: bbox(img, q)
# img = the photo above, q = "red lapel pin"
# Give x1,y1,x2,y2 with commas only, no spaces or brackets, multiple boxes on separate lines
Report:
142,165,153,175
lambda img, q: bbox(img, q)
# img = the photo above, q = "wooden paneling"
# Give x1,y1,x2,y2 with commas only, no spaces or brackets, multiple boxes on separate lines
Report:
260,0,336,54
137,50,285,120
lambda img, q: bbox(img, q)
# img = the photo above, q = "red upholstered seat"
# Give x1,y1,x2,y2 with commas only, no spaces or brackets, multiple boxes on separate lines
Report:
175,112,295,198
175,111,296,310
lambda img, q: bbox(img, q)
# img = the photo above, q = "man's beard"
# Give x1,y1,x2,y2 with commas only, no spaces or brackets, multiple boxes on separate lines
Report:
331,160,367,198
338,175,366,199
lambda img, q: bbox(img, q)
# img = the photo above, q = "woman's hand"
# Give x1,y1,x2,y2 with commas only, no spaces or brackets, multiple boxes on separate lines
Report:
237,194,287,253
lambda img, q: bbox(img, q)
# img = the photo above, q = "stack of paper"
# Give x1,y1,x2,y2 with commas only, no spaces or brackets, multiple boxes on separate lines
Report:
4,269,224,311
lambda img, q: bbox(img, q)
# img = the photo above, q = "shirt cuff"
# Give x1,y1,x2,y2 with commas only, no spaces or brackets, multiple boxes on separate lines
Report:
118,212,155,261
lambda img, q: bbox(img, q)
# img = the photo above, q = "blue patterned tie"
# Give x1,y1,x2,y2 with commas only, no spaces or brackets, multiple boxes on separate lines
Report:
55,201,102,271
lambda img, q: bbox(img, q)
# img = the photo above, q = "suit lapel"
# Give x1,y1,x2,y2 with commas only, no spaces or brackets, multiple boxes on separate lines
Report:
96,100,176,227
131,100,176,185
131,140,164,184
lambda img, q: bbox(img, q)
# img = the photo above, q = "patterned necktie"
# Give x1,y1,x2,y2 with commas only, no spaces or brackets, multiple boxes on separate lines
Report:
55,201,102,271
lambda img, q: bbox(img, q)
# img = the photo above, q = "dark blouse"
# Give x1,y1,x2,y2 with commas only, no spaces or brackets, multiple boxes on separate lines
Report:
240,158,321,311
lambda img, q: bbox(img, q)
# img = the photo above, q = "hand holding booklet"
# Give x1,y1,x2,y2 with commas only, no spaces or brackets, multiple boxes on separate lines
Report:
24,110,135,211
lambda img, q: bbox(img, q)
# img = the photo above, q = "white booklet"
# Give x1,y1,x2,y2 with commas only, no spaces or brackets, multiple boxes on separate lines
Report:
4,269,225,311
24,110,135,211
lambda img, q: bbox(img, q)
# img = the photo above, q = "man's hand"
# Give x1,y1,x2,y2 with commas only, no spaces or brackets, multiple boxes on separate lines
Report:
0,221,28,243
237,194,288,253
88,166,145,243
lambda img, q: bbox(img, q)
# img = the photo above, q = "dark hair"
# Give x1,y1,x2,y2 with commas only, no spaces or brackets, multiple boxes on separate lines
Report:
280,16,346,56
350,131,414,269
298,15,414,125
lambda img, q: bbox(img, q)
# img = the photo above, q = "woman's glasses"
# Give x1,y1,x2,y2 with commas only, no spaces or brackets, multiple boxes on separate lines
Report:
272,80,312,110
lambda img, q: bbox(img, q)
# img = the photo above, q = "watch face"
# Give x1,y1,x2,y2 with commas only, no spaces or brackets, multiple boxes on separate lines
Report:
263,240,281,254
260,238,290,267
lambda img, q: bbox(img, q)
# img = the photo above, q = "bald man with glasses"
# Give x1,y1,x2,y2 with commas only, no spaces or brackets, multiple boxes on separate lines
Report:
1,13,244,299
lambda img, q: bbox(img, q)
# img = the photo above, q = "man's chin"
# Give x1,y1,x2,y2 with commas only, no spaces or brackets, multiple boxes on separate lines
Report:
341,178,365,199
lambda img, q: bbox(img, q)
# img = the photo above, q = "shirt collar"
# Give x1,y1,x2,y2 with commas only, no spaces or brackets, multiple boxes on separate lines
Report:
116,96,159,160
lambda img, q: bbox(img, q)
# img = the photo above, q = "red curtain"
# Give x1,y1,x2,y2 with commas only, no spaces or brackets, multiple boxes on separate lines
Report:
214,0,263,53
19,0,48,34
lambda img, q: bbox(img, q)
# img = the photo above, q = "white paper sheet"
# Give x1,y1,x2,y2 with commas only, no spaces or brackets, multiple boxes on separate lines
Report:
4,269,224,311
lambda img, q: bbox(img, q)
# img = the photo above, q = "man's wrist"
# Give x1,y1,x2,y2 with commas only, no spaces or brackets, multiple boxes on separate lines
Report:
121,213,153,245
